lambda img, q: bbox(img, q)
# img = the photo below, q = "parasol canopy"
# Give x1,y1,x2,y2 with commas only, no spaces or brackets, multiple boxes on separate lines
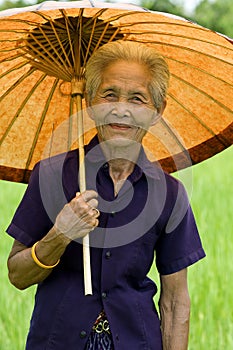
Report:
0,0,232,184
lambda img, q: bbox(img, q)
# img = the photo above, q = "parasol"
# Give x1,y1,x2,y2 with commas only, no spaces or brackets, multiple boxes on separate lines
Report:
0,0,232,295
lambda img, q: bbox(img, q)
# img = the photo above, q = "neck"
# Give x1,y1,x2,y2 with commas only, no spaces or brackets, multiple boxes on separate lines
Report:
108,158,135,196
108,158,135,182
98,136,142,194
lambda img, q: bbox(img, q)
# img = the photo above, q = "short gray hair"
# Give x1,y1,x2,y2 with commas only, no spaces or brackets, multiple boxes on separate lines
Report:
85,40,170,109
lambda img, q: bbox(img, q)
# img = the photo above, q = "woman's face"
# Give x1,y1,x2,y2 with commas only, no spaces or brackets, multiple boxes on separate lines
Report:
87,60,163,148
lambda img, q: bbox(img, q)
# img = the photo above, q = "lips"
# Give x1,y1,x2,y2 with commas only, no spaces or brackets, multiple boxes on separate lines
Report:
109,123,133,130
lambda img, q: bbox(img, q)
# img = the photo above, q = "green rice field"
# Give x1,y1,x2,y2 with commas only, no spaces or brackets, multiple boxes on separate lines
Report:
0,146,232,349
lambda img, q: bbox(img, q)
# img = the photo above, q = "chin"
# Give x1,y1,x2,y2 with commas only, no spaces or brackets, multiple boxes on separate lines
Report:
105,136,137,146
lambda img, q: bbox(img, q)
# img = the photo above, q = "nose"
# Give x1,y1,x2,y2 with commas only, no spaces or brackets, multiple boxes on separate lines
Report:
111,102,131,119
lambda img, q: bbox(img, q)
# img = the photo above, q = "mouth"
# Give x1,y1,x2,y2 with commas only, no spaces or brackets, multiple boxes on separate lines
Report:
109,123,134,130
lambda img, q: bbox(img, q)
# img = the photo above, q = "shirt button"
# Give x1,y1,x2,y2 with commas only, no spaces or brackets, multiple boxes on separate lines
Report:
105,251,111,259
102,292,107,299
110,211,116,217
103,163,109,169
80,330,87,338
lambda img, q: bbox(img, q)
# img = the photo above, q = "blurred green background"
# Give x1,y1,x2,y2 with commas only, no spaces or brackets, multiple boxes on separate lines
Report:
0,0,232,349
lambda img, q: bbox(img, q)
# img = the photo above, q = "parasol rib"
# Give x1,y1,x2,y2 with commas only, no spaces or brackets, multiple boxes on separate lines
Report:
81,17,99,68
0,66,36,103
25,78,59,172
25,35,71,73
135,30,233,54
37,25,73,69
171,73,233,115
49,18,74,70
0,60,28,78
62,11,76,69
0,71,46,147
130,38,233,68
167,56,233,87
24,28,73,77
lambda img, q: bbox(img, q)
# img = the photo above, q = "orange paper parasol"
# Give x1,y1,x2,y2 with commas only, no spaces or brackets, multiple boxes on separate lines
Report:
0,0,232,294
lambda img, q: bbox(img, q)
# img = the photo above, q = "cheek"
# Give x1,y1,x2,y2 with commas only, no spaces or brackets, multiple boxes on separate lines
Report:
133,108,157,130
89,103,113,124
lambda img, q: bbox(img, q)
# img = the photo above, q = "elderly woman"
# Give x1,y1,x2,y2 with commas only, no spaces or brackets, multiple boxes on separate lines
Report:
6,41,205,350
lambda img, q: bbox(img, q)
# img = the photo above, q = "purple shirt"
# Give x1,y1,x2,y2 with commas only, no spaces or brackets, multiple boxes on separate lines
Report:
7,136,205,350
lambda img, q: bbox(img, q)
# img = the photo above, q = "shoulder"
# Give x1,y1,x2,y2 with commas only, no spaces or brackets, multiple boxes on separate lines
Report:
29,149,78,184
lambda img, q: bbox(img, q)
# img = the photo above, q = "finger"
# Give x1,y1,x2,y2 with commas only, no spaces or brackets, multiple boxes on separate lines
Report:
91,208,100,218
90,218,99,231
87,198,98,208
79,190,98,202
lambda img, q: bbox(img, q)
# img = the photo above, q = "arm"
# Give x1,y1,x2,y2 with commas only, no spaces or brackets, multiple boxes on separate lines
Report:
159,269,190,350
7,190,99,290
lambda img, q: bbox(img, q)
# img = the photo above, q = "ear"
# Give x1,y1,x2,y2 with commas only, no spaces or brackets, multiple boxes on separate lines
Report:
150,99,167,126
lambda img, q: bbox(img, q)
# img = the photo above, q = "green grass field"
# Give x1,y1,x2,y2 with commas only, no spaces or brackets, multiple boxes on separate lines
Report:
0,146,232,349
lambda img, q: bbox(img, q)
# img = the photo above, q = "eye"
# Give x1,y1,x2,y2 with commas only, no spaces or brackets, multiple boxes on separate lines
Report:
106,92,116,98
100,92,117,102
130,96,144,104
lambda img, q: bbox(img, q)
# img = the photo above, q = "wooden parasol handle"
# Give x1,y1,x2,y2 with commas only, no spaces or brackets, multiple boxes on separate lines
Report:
72,79,92,296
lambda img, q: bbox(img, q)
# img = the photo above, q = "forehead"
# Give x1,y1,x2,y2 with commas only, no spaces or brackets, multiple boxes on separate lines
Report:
100,60,151,90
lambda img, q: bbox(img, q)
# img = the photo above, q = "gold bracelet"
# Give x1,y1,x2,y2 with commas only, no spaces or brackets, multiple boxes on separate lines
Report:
31,242,60,269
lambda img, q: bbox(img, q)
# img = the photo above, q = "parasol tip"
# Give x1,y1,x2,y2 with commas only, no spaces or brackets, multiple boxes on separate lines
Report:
71,78,85,97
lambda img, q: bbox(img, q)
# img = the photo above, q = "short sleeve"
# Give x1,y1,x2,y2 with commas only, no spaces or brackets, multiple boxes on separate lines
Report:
6,162,57,246
6,149,79,247
155,178,205,275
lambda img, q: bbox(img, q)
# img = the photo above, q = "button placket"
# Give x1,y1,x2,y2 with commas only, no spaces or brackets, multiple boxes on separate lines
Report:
80,330,87,338
105,251,111,259
102,291,107,299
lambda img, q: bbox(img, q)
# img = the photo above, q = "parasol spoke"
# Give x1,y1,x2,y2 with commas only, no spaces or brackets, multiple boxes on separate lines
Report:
89,22,111,53
83,8,108,26
61,10,76,70
74,9,83,75
37,25,73,70
0,17,44,27
81,16,99,69
0,59,28,78
168,91,231,150
95,10,143,25
0,66,36,103
0,51,27,63
0,28,31,35
45,18,74,73
131,38,232,66
24,55,71,81
167,56,233,87
25,78,59,172
170,73,233,116
116,17,214,34
26,32,70,71
128,38,233,68
122,29,233,56
25,26,73,77
159,117,190,155
0,72,47,147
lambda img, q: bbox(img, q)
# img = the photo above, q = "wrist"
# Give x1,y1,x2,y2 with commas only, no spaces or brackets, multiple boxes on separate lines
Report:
43,226,72,246
31,242,60,269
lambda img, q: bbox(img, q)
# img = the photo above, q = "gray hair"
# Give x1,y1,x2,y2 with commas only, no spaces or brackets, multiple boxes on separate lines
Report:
85,40,170,109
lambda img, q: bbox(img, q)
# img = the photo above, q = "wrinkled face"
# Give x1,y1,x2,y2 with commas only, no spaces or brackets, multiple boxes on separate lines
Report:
87,60,162,148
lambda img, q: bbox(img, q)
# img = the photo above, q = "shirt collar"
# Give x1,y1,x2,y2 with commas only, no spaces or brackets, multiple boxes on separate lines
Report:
85,135,161,181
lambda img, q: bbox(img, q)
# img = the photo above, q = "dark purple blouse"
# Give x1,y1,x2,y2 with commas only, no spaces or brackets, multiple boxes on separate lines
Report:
7,136,205,350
